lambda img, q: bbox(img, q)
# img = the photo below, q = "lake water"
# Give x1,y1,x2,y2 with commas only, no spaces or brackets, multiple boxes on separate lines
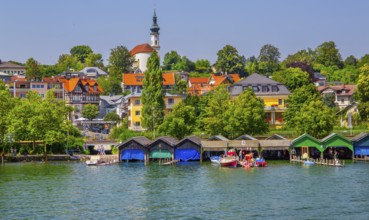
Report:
1,161,369,220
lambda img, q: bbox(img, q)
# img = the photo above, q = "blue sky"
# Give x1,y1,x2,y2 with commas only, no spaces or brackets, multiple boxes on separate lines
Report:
1,0,369,65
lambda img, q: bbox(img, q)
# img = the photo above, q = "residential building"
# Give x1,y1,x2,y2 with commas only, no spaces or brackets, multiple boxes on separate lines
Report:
318,84,357,109
0,61,26,75
188,74,240,95
122,72,175,94
130,10,160,73
80,67,108,79
99,95,125,118
126,93,185,131
229,73,291,128
0,71,11,82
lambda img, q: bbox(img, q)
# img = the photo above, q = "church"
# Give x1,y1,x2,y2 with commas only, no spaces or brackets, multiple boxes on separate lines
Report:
130,10,160,73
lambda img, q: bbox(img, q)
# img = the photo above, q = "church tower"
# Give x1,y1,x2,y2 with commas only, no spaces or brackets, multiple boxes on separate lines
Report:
150,9,160,54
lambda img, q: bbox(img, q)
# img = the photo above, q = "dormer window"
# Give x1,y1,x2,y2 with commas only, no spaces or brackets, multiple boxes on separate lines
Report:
271,85,279,92
252,86,259,92
262,86,269,92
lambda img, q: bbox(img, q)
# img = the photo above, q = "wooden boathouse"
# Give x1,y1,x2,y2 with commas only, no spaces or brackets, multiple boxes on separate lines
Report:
291,133,323,159
321,133,353,159
148,136,177,163
352,133,369,160
117,136,151,164
175,136,201,162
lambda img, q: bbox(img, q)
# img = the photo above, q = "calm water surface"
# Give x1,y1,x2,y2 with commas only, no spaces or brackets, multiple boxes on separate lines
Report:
1,161,369,220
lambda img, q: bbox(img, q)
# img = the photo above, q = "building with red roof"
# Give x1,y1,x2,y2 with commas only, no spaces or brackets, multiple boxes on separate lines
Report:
318,84,357,109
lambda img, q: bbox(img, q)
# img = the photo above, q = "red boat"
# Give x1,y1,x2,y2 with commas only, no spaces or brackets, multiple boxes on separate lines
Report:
219,157,238,167
219,151,238,168
255,158,267,167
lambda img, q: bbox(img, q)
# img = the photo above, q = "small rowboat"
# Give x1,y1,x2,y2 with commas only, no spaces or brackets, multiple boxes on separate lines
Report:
210,156,220,165
303,160,315,166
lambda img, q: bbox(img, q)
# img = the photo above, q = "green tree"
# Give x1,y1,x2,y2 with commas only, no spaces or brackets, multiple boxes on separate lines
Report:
293,100,335,138
0,82,16,155
356,65,369,120
104,112,121,123
162,50,181,70
85,53,104,69
284,84,320,128
56,54,83,72
174,56,195,72
194,59,211,73
223,89,268,138
141,51,165,131
82,104,99,120
322,93,337,109
107,46,134,95
70,45,93,63
344,55,357,67
272,68,311,92
245,56,259,75
215,45,245,74
357,54,369,67
283,49,315,65
25,58,42,81
314,41,343,68
203,85,231,135
257,44,281,74
108,45,134,73
158,102,196,139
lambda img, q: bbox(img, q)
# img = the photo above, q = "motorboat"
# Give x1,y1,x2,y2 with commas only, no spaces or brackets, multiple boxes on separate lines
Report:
210,156,220,165
219,157,238,168
255,158,267,167
86,156,101,166
303,160,315,166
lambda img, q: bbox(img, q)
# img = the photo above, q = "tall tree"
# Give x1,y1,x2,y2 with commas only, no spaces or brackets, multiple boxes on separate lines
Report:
108,45,134,73
141,51,165,131
158,102,196,139
70,45,93,63
344,55,357,67
284,84,320,128
203,85,231,135
107,46,134,95
25,58,42,81
272,68,311,92
162,50,181,70
293,100,335,138
356,64,369,120
56,54,83,73
0,82,16,155
174,56,195,72
85,53,104,69
283,49,315,65
257,44,281,74
357,54,369,67
82,104,99,120
215,45,245,74
223,89,268,138
194,59,211,73
314,41,343,68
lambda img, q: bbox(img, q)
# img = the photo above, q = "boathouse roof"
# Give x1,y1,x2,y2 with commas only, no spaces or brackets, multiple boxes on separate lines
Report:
176,135,201,146
235,134,257,140
118,136,151,150
266,134,287,140
351,132,369,142
208,135,229,141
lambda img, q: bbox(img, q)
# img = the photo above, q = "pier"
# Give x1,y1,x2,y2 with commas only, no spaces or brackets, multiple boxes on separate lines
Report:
290,157,345,167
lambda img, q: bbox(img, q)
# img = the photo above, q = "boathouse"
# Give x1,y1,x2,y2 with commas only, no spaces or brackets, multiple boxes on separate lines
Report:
117,136,151,162
259,134,290,159
201,135,229,160
291,133,322,159
321,133,353,159
174,136,201,162
228,134,259,157
352,133,369,157
148,136,177,162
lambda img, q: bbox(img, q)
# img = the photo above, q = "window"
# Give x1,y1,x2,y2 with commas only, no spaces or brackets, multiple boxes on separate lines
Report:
272,86,279,92
135,111,140,116
278,99,282,105
261,86,269,92
32,85,36,88
134,122,141,126
252,86,259,92
168,98,174,104
341,99,344,103
40,85,44,88
135,99,140,105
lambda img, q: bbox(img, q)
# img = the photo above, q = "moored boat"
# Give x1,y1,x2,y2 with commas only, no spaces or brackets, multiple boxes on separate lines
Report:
210,156,220,165
303,160,315,166
255,158,267,167
219,157,238,168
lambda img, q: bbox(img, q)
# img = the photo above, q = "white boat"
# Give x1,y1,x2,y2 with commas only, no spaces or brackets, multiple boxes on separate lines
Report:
86,156,101,166
303,160,315,166
210,156,220,165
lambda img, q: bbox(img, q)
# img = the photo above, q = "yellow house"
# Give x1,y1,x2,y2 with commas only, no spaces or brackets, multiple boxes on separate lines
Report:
229,73,291,128
126,93,185,131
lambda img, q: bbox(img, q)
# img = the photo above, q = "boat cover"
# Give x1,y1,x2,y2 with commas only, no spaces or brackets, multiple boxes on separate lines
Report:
150,150,172,158
175,148,200,161
355,146,369,156
121,149,145,161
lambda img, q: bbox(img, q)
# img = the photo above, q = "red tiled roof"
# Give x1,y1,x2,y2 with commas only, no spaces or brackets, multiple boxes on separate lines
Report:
123,73,175,86
189,77,208,84
318,85,357,96
228,74,240,83
130,43,154,56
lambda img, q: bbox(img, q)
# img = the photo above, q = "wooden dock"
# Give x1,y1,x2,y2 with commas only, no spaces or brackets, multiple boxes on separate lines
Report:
290,157,344,167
